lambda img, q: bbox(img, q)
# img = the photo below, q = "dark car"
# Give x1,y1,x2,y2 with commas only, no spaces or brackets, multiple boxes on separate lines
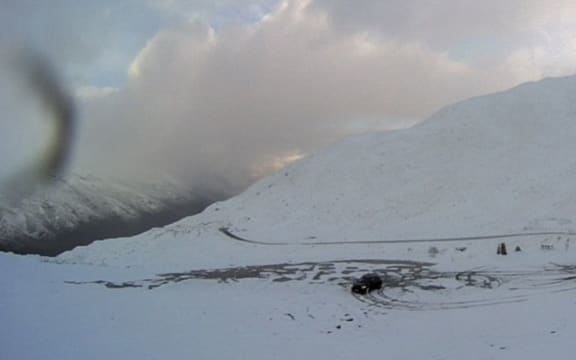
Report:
351,273,383,294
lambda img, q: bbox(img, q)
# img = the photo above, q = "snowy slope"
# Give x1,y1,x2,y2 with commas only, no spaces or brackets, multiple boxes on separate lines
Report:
4,251,576,360
0,174,218,255
219,75,576,242
5,75,576,360
58,75,576,267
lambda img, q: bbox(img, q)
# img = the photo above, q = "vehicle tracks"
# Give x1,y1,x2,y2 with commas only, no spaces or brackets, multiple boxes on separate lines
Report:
65,260,576,311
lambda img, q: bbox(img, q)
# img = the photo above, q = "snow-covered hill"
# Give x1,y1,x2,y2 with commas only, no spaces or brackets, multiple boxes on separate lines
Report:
58,75,576,267
221,75,576,241
0,174,222,255
6,75,576,360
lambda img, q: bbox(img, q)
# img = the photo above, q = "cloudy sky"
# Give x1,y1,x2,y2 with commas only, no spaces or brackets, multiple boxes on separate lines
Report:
2,0,576,193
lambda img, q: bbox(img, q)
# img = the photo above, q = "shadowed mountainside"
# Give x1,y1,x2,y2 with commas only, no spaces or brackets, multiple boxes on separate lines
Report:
0,174,230,256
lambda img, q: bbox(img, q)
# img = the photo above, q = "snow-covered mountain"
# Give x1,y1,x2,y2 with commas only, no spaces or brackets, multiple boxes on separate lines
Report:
58,74,576,267
6,76,576,360
217,75,576,242
0,174,223,255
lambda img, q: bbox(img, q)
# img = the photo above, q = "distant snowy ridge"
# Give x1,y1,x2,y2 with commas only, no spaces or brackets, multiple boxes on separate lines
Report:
59,75,576,266
0,174,220,255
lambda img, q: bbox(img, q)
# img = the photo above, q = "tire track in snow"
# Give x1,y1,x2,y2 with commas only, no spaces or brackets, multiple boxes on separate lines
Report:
353,265,576,310
65,260,576,311
219,227,576,246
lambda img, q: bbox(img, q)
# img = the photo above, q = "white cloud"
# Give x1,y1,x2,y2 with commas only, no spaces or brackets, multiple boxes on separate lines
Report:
77,0,536,194
149,0,279,25
310,0,576,49
76,86,119,100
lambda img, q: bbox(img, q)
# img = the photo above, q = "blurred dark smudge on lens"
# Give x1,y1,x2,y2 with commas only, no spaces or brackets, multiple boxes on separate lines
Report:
0,49,76,202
